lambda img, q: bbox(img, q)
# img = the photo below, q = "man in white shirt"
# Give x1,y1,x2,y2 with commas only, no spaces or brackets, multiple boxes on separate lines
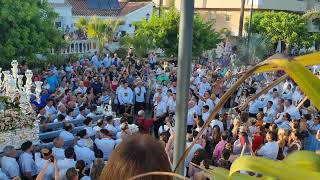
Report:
74,140,95,167
198,77,211,96
274,105,286,126
282,84,293,100
19,141,37,179
103,54,112,68
65,108,75,121
52,137,65,160
284,99,301,120
45,98,57,117
167,92,176,114
270,90,279,110
187,100,198,132
292,87,303,106
257,131,279,160
263,101,276,124
153,95,168,138
135,80,147,111
57,147,76,179
278,113,292,130
153,86,168,105
35,148,55,180
76,106,86,121
104,116,120,139
118,81,133,115
0,146,20,179
95,129,116,160
57,104,67,117
198,91,214,113
59,123,75,141
210,114,224,133
248,99,261,117
201,105,210,123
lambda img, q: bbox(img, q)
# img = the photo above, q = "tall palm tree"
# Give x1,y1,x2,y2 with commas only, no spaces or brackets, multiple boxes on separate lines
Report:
238,0,246,37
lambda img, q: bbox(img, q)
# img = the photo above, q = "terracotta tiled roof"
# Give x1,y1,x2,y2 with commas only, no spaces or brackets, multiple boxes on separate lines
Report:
66,0,149,17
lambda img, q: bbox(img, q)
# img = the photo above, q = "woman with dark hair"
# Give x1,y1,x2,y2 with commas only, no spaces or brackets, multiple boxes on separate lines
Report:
188,149,208,179
75,160,90,180
100,134,172,180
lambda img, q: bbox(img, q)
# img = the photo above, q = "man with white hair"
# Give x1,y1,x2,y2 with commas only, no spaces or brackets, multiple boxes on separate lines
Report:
135,80,146,112
187,100,198,133
153,95,167,138
0,146,20,179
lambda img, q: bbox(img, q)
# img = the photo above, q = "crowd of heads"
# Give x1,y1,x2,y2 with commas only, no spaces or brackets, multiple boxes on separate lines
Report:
0,51,319,179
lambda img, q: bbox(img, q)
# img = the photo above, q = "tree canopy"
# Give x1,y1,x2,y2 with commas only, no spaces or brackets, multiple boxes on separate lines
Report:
0,0,64,64
245,11,316,52
127,9,221,58
76,16,124,53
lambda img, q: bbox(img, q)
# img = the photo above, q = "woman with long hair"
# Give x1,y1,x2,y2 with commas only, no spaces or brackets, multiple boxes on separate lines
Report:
100,134,172,180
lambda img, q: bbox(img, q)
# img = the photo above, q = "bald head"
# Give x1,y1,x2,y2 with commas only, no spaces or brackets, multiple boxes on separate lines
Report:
53,137,64,148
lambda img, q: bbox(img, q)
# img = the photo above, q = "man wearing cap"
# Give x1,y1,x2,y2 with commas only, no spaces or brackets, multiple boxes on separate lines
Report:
118,80,134,115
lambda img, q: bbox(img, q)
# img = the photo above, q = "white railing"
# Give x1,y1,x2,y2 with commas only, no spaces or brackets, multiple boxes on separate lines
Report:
51,39,99,55
52,40,121,55
62,39,99,55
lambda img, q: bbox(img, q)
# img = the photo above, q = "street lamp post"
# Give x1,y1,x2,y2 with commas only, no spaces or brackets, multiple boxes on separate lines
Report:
173,0,194,176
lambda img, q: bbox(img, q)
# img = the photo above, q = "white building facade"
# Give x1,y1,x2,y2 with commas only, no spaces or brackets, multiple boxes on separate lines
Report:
48,0,153,35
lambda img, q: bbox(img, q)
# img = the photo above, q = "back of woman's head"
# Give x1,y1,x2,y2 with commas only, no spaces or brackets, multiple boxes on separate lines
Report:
212,126,221,143
76,160,86,172
100,134,172,180
191,149,208,166
66,167,78,180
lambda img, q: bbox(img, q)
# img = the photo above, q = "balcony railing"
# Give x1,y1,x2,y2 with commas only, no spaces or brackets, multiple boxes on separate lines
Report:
56,39,99,55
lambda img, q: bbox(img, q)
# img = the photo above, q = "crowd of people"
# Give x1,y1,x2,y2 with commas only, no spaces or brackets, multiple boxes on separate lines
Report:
0,50,320,180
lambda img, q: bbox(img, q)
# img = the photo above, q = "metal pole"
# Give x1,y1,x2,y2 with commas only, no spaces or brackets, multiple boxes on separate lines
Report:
173,0,194,176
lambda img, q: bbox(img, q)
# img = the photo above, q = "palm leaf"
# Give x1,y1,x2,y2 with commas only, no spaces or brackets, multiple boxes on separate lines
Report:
256,52,320,72
229,152,320,180
283,151,320,172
